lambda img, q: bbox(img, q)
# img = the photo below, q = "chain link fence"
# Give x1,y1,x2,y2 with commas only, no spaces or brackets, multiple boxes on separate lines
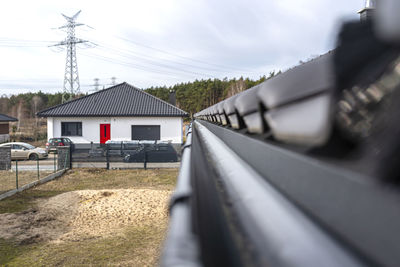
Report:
0,146,70,195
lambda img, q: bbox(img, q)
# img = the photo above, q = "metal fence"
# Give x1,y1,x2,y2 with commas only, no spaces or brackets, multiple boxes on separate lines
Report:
70,141,180,169
0,140,180,196
0,147,70,196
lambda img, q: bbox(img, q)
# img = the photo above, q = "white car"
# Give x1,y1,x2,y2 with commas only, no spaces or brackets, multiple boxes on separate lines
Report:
0,142,48,160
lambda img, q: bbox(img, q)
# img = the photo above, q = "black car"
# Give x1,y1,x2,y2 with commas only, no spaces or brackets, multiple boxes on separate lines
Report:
46,137,74,153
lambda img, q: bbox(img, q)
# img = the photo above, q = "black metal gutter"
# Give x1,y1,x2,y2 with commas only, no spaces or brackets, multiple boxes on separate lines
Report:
193,120,363,267
198,119,400,267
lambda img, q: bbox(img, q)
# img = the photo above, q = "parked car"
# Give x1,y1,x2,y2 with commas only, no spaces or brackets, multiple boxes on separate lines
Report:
46,137,74,153
0,142,48,160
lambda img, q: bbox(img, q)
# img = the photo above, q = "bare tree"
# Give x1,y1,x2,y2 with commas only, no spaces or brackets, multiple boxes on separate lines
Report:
31,96,43,127
226,78,246,98
16,100,27,131
0,97,8,114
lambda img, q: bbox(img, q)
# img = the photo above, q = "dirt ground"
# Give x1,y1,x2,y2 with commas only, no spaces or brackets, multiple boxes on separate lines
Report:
0,168,177,266
0,189,171,244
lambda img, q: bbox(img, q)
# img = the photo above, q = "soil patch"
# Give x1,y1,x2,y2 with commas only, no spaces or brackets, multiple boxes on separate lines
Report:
0,189,171,244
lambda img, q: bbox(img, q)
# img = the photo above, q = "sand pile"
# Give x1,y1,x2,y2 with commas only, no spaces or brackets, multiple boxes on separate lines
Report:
0,189,171,244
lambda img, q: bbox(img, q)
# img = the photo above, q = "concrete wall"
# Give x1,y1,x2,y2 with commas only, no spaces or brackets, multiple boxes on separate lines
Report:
49,116,183,143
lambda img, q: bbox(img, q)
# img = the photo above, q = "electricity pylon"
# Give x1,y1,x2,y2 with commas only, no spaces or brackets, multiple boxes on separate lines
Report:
51,10,88,103
111,77,116,85
94,78,100,91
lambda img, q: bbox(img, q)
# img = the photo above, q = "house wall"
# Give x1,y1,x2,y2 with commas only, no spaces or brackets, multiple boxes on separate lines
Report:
0,123,9,134
49,116,183,144
0,122,10,143
47,117,54,140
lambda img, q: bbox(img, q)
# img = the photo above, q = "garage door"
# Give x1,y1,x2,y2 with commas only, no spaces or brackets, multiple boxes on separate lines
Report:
131,125,160,140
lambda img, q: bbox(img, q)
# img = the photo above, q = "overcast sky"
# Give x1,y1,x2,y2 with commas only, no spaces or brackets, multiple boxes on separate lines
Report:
0,0,364,95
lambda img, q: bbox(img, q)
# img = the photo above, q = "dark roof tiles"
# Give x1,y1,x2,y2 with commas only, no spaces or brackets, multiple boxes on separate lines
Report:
0,114,17,122
37,82,188,117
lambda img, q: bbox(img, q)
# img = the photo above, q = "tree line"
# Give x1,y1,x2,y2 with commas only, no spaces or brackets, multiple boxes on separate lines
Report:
145,72,278,116
0,92,64,123
0,72,278,120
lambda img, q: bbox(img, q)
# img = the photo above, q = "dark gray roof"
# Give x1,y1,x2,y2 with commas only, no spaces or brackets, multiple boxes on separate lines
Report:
0,114,17,122
37,82,188,117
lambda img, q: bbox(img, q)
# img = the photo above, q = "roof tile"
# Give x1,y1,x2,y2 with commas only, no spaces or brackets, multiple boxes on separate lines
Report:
37,82,188,117
0,114,17,122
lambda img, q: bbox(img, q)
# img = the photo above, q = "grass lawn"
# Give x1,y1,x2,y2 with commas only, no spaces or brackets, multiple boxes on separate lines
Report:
0,168,178,266
0,170,54,195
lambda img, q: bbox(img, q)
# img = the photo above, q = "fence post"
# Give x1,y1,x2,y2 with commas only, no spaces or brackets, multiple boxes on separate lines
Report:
64,148,68,169
54,152,56,172
15,160,18,189
68,146,72,169
37,158,40,180
144,145,147,170
0,146,11,171
106,144,110,170
57,147,70,170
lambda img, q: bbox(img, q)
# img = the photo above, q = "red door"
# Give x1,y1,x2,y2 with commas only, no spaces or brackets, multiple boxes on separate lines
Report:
100,124,111,144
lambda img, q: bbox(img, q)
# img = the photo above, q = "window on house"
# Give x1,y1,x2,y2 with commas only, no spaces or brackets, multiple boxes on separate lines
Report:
61,122,82,136
131,125,160,140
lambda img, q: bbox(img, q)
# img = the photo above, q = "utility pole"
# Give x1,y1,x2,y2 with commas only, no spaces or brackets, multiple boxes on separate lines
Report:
50,10,88,103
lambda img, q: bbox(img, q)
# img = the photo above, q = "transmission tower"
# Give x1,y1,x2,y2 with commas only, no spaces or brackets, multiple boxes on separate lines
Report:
111,77,117,85
94,78,100,91
51,10,88,103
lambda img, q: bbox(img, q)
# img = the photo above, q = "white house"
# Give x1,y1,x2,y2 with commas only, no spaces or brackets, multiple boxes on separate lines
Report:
37,83,188,144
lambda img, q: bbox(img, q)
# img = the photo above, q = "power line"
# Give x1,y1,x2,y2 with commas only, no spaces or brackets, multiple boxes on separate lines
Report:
94,41,224,72
0,38,57,42
92,45,217,78
0,37,264,77
80,51,202,80
94,42,237,75
113,35,256,73
0,78,95,82
0,38,57,48
90,34,262,75
0,45,46,48
86,25,263,74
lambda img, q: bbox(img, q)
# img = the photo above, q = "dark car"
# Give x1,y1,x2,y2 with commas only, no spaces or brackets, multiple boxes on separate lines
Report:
46,137,74,153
